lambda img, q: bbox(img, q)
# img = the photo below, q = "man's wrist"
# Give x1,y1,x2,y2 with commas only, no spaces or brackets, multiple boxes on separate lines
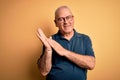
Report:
45,49,52,52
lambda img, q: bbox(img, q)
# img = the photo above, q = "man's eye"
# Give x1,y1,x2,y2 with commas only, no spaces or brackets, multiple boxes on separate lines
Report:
66,16,71,20
58,18,63,21
66,16,70,19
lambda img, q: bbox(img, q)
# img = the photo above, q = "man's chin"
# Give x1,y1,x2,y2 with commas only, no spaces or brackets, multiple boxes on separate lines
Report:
63,30,72,34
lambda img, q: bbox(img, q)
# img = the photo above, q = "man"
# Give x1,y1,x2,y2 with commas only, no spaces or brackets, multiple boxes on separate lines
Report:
37,6,95,80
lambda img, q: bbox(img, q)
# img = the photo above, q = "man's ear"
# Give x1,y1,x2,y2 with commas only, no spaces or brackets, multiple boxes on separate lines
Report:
54,20,58,27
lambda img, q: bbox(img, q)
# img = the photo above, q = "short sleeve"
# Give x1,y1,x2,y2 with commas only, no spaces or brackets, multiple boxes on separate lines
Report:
84,35,95,57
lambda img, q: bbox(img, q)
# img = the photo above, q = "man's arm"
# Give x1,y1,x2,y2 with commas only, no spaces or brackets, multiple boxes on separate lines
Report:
37,28,52,76
47,39,95,70
37,48,52,76
63,50,95,70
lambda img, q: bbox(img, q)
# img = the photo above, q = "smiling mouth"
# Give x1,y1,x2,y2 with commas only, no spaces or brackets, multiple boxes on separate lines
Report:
64,26,71,30
64,25,70,27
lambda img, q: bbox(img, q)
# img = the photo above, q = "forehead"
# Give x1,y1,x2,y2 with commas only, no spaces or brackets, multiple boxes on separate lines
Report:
55,8,72,18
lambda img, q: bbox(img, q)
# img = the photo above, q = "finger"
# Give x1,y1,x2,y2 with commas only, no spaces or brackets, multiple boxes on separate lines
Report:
47,38,53,47
36,32,41,39
36,32,45,43
37,28,46,38
36,32,46,43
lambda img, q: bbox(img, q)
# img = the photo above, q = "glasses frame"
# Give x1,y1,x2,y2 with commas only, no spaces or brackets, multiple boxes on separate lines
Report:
55,15,74,23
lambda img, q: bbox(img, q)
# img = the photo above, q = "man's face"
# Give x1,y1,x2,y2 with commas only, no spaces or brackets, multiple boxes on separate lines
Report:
54,8,74,34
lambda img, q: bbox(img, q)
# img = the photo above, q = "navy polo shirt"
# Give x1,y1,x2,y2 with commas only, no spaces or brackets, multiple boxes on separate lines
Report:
46,29,95,80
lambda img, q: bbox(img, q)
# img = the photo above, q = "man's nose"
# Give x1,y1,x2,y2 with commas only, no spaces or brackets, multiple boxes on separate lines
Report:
63,18,68,23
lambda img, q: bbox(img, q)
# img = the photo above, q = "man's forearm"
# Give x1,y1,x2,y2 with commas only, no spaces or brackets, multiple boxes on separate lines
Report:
46,39,95,70
38,49,52,76
63,49,95,70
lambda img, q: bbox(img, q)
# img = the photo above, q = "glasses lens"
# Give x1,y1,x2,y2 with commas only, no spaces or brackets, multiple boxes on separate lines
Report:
56,15,73,23
57,18,63,22
66,15,73,20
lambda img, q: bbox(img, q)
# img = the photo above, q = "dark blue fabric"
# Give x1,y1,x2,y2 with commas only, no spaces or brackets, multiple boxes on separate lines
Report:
46,29,95,80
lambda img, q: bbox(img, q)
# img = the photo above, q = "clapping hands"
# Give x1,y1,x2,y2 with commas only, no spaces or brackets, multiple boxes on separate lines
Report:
37,28,67,56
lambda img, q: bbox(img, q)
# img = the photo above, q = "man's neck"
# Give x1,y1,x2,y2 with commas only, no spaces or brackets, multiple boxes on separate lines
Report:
62,30,74,40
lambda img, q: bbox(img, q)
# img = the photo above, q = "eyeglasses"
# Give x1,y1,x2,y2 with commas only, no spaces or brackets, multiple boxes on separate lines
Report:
55,15,74,23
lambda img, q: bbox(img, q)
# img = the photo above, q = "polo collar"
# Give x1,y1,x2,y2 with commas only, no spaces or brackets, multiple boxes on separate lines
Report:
55,29,82,40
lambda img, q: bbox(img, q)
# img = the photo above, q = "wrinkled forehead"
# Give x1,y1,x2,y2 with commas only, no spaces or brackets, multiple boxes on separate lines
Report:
55,7,73,18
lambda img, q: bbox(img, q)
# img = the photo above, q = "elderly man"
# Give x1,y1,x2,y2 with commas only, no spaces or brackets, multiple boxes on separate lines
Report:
37,6,95,80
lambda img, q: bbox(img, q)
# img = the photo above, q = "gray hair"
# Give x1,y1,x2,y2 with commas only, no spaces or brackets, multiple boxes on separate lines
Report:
54,6,73,19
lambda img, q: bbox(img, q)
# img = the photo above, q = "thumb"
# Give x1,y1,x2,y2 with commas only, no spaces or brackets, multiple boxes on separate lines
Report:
47,37,54,47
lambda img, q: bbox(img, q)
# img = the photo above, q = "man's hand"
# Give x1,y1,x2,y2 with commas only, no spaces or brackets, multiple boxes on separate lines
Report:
37,28,52,51
47,39,67,56
37,28,66,56
37,28,52,76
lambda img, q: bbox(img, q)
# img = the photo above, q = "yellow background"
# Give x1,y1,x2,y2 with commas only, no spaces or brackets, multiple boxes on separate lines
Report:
0,0,120,80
